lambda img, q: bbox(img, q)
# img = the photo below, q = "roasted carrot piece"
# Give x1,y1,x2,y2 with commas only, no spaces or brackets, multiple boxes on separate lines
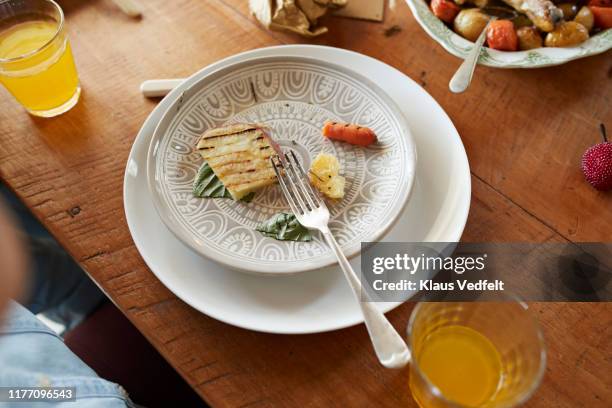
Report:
486,20,518,51
587,0,611,7
430,0,460,23
590,6,612,29
322,122,377,147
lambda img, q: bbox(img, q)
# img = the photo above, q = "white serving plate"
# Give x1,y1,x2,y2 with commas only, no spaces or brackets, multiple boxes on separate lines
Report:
146,55,416,274
405,0,612,68
124,45,471,334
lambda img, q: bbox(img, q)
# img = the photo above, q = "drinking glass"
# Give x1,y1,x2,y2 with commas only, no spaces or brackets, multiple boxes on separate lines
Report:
0,0,80,117
407,298,546,408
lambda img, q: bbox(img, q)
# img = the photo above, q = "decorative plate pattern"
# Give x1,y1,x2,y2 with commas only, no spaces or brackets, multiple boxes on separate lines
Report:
405,0,612,68
147,56,416,274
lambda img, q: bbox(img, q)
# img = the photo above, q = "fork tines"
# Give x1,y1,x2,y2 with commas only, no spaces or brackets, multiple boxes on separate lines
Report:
271,151,324,215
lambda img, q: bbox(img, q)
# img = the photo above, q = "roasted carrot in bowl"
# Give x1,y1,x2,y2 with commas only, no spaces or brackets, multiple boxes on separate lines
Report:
322,121,377,147
589,6,612,29
587,0,611,6
486,20,518,51
430,0,460,23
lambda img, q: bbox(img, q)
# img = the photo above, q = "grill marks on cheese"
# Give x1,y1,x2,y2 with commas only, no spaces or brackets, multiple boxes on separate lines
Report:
196,124,276,200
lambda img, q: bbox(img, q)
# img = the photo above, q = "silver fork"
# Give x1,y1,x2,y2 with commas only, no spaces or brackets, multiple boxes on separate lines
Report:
271,151,411,369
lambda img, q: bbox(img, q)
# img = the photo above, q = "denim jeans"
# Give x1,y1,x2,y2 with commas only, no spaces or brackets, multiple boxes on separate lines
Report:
1,185,105,331
0,187,132,407
0,302,135,408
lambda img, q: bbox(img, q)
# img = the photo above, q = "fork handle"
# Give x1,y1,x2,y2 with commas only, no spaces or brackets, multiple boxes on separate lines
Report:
140,79,184,98
322,231,411,369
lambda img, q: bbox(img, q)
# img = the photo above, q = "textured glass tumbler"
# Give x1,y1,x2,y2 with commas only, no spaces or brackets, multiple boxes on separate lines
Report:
407,299,546,408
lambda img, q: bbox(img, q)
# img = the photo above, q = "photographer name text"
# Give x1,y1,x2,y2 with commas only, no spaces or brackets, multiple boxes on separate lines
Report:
372,279,505,292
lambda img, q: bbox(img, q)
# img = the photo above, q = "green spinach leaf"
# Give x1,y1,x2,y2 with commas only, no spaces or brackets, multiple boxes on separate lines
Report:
193,162,255,202
256,213,312,242
241,192,255,203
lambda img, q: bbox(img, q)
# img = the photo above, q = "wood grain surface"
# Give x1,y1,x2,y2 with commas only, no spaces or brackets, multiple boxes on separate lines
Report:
0,0,611,406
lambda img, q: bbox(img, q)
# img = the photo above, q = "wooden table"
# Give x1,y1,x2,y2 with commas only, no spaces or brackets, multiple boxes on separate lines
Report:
1,0,611,406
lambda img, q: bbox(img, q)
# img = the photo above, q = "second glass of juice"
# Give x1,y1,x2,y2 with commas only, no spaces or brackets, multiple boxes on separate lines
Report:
0,0,80,117
407,298,546,408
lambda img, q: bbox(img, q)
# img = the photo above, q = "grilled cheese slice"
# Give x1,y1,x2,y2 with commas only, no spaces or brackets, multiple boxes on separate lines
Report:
196,124,277,200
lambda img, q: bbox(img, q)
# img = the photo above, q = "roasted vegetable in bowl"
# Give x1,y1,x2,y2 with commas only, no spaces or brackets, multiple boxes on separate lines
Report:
545,20,590,45
487,19,520,50
454,8,491,40
517,26,545,48
429,0,612,50
574,5,595,29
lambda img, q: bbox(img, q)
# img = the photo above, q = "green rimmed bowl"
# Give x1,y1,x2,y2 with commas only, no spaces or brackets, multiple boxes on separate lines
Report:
405,0,612,68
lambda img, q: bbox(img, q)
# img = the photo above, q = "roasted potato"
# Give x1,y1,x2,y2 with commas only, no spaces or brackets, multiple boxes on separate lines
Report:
544,21,589,46
574,6,594,31
517,26,544,49
454,8,491,41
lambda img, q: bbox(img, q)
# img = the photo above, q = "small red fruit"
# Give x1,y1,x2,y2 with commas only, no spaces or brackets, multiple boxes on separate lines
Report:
581,124,612,191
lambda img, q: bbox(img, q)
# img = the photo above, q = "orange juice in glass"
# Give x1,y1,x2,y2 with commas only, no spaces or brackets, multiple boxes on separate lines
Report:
407,298,546,408
0,0,80,117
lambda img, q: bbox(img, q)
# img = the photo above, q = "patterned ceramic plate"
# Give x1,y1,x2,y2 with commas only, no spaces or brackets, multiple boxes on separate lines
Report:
405,0,612,68
147,56,416,274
